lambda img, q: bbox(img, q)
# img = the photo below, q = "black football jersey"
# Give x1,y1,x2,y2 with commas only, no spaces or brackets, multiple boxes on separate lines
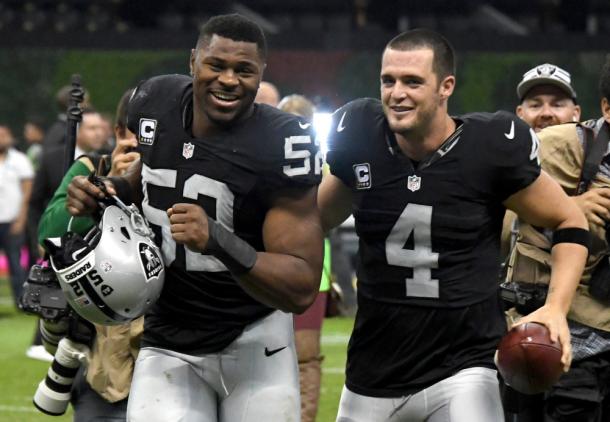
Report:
127,74,322,354
326,98,540,396
327,98,540,308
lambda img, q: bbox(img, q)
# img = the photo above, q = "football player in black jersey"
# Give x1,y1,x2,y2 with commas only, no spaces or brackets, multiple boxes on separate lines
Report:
318,29,589,421
65,14,324,422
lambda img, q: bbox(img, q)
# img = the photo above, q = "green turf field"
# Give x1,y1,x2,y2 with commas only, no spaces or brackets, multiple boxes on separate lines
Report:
0,276,352,421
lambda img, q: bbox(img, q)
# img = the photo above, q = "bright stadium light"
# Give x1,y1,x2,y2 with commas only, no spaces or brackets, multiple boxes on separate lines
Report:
313,112,332,155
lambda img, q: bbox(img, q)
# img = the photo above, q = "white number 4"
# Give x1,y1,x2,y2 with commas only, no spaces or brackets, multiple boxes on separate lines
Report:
386,203,439,298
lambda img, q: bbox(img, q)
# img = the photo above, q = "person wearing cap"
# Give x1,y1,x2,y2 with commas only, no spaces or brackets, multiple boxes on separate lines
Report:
516,63,581,132
502,60,610,422
501,64,583,260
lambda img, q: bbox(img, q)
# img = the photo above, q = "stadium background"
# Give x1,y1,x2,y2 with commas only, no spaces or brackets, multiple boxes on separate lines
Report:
1,0,609,420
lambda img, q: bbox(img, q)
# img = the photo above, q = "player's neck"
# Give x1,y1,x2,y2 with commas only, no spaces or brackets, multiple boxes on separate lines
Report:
191,104,255,138
395,114,456,161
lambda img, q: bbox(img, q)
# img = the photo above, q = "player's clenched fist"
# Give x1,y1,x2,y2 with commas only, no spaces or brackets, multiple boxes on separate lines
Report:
67,175,116,216
168,203,209,253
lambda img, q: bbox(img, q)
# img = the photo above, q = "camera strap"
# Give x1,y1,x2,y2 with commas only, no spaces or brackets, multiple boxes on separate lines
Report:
576,121,610,195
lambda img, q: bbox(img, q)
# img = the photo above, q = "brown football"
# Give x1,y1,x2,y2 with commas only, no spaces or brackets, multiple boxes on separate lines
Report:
496,322,563,395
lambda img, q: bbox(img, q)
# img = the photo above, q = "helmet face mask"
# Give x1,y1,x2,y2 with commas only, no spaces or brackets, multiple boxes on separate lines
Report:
48,204,165,326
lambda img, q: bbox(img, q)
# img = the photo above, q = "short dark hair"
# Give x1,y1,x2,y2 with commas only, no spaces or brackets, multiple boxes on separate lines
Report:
600,55,610,101
115,88,134,134
386,29,456,81
196,14,267,60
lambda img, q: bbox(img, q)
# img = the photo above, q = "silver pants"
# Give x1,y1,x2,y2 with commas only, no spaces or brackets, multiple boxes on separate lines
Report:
337,367,504,422
127,311,300,422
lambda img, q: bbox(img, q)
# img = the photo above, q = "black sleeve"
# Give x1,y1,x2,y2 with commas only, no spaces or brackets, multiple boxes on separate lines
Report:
260,112,322,191
483,112,541,200
326,99,375,189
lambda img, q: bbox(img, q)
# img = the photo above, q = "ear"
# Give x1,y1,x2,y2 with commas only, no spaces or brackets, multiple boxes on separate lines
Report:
439,75,455,100
573,105,581,122
602,98,610,124
189,49,196,77
516,105,524,119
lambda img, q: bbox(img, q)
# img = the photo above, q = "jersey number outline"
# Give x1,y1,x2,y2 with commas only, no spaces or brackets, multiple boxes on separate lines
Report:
283,135,323,177
385,203,440,298
142,164,233,272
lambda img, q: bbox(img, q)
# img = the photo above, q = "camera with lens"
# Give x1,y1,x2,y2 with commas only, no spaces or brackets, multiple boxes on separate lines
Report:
19,263,94,416
19,264,70,322
500,280,548,315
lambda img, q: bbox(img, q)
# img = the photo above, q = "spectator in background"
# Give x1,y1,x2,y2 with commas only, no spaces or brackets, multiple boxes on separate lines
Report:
254,80,280,106
0,124,34,307
22,117,46,267
278,94,330,422
503,61,610,422
23,117,46,171
516,63,581,133
501,63,582,259
30,108,106,229
99,112,116,154
43,85,91,148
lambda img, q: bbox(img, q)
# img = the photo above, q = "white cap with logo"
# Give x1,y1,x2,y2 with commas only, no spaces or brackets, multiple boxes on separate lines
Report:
517,63,577,102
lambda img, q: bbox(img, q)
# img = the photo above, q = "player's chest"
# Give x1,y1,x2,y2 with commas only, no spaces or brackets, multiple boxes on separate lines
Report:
350,151,495,237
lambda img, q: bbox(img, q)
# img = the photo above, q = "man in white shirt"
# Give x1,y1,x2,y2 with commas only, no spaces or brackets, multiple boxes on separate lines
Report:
0,124,34,306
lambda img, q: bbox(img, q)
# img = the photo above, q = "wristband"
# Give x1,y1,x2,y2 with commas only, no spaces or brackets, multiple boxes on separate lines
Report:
106,177,133,205
206,218,258,275
552,227,591,251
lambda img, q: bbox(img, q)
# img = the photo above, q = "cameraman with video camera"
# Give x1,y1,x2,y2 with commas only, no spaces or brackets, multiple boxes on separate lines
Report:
28,88,141,421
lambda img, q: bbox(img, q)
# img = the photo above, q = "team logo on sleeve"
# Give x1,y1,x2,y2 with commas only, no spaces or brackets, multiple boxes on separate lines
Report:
407,175,421,192
337,111,347,132
138,243,163,282
353,163,371,189
182,142,195,159
139,118,157,145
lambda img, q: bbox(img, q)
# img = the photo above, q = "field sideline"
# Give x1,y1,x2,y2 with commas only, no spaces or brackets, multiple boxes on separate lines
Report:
0,277,352,421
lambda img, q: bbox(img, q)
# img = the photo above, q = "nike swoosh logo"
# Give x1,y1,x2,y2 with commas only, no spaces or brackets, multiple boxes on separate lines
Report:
264,346,287,357
504,121,515,139
299,122,311,129
72,247,88,261
337,111,347,132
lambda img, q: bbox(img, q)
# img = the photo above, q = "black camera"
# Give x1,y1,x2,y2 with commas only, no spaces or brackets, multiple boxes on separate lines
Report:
500,280,547,315
20,263,94,416
19,264,70,322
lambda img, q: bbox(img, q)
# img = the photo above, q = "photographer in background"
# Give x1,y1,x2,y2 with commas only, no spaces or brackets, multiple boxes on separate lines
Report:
503,61,610,421
36,88,141,421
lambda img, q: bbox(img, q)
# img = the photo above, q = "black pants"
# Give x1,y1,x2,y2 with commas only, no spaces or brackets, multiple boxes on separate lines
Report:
502,351,610,422
71,366,127,422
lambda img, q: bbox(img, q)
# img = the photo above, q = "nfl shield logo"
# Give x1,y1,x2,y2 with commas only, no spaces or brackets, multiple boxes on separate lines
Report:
407,175,421,192
182,142,194,159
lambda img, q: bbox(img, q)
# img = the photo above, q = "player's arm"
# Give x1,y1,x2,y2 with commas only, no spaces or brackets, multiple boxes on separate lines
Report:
66,159,142,216
318,173,353,233
504,170,589,370
169,186,323,313
241,185,323,313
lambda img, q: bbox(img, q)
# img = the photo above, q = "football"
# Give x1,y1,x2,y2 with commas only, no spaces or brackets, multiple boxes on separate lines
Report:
496,322,564,395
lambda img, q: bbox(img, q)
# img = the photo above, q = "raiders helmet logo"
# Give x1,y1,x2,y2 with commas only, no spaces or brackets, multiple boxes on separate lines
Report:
138,243,163,282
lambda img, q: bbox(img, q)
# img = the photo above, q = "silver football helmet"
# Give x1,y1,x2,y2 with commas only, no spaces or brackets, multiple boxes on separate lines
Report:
48,202,165,326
